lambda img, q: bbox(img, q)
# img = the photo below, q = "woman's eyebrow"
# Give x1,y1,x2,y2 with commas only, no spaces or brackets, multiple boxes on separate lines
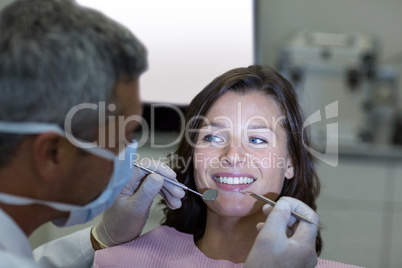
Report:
200,121,227,129
200,122,278,133
246,124,277,134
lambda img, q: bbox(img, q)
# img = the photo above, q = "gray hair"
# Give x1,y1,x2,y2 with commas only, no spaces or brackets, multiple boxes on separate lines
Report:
0,0,147,166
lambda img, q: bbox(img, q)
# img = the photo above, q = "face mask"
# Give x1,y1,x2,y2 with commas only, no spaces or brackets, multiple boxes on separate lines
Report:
0,121,137,226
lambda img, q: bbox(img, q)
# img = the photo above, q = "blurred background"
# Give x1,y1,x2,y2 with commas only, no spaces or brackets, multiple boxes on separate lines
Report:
1,0,401,267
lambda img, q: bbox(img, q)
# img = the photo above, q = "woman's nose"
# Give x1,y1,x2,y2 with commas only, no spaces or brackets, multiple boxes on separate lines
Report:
220,139,247,167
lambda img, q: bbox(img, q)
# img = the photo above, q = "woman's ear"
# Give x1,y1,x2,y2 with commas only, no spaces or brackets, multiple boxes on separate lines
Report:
285,158,294,179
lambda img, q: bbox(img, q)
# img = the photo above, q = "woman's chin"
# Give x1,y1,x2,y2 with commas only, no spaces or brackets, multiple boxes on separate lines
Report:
207,201,261,218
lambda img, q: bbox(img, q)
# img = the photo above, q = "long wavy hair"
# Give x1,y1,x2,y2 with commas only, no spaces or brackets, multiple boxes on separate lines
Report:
161,65,322,255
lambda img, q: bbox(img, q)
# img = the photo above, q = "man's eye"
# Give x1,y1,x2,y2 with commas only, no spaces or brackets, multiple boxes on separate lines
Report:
249,137,267,144
125,133,135,142
203,134,224,143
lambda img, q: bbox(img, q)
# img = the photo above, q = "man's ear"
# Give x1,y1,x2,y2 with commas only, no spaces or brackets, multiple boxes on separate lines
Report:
31,134,72,182
285,157,294,180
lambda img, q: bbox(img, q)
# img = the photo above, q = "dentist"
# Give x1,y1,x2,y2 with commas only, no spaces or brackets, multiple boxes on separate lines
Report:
0,0,184,266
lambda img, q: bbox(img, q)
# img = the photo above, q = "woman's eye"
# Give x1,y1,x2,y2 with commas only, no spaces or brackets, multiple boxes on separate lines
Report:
249,137,267,144
203,134,224,143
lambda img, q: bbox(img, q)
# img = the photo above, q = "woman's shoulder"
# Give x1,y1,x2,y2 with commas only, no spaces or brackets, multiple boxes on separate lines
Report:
103,225,192,253
94,226,197,268
94,226,244,268
145,225,189,238
133,225,192,245
316,258,366,268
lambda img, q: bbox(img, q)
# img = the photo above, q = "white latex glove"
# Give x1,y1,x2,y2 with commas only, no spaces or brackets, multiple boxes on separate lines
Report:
93,161,185,247
245,197,319,268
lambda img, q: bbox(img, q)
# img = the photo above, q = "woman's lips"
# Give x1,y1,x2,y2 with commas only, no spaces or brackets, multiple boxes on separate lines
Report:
212,173,256,191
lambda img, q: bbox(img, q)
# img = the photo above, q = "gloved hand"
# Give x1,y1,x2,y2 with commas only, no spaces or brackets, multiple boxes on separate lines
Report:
92,161,185,248
245,197,319,268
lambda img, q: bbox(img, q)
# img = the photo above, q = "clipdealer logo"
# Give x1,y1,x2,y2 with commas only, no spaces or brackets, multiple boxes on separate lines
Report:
63,100,339,166
302,101,339,167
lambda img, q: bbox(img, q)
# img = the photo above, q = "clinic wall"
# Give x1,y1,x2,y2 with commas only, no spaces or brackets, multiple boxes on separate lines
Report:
254,1,402,267
0,0,12,10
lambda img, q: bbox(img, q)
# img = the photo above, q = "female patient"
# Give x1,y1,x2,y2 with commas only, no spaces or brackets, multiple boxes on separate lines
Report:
94,66,360,267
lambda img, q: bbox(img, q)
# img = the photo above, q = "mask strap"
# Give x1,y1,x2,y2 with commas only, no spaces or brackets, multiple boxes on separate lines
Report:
0,121,116,160
0,192,81,211
0,121,65,136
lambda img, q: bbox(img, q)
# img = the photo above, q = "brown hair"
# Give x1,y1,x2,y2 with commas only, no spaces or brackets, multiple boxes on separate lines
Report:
161,65,322,255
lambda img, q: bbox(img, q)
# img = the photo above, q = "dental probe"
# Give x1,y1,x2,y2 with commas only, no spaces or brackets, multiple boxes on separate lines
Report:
241,191,321,227
133,163,218,202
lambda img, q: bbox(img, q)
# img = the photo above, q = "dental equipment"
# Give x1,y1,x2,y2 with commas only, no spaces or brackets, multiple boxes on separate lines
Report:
133,163,218,202
241,191,321,227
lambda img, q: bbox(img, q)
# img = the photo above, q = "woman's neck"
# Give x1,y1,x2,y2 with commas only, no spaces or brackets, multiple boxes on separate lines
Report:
195,210,266,264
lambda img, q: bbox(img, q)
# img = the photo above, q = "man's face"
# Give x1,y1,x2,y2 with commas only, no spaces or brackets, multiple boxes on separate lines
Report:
100,78,143,153
64,78,142,205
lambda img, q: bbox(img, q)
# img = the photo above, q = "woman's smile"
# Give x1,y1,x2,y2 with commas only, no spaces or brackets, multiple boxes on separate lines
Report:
211,172,256,191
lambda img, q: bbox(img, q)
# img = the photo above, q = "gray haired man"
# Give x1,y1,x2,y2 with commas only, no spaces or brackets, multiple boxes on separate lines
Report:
0,0,184,266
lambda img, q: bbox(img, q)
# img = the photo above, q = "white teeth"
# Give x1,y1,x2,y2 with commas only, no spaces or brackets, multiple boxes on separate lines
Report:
214,176,255,185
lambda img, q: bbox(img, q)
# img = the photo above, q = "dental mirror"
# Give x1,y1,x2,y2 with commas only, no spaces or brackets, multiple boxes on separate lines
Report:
202,189,218,202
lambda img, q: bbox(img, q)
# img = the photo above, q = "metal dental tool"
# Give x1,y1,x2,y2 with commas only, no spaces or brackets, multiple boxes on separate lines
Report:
133,163,218,202
241,191,321,227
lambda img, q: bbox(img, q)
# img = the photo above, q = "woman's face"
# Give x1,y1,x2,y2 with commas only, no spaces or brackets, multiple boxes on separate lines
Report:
193,90,294,217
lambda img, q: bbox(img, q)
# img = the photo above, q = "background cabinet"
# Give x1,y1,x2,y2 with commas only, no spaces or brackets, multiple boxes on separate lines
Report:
390,165,402,268
316,155,401,267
